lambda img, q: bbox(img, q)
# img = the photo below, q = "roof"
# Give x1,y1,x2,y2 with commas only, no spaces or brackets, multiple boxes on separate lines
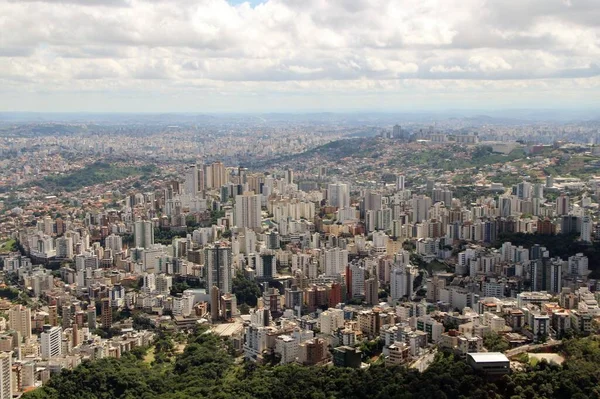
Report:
468,353,509,363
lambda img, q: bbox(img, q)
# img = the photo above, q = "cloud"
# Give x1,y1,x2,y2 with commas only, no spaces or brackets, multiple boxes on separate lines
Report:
0,0,598,111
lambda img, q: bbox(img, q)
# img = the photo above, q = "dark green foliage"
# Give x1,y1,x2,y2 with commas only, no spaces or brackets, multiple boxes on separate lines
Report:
23,330,600,399
0,286,20,300
483,332,510,352
232,273,262,307
154,228,186,245
495,232,600,277
30,162,157,192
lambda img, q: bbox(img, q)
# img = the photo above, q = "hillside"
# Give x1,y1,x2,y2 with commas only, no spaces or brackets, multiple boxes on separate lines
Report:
22,327,600,399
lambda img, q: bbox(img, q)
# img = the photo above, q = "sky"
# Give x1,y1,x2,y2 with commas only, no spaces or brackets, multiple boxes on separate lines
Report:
0,0,599,113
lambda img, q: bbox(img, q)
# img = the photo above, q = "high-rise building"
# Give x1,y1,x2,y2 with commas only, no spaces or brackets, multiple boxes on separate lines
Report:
329,282,342,307
556,194,570,216
0,352,12,399
48,305,58,326
581,215,592,243
211,285,220,321
40,326,62,359
62,305,72,329
205,244,233,294
204,162,227,189
234,192,262,230
134,220,154,249
284,169,294,185
390,266,417,302
411,195,432,224
327,183,350,209
55,236,74,258
568,253,589,277
105,234,123,252
87,306,97,330
8,305,31,341
184,164,199,195
365,278,379,306
320,248,348,277
101,298,112,329
396,175,405,190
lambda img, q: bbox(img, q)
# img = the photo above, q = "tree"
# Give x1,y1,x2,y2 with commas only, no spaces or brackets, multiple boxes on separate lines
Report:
483,332,509,352
232,273,261,307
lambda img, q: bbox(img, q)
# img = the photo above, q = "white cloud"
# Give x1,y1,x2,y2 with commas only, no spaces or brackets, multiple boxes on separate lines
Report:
0,0,598,111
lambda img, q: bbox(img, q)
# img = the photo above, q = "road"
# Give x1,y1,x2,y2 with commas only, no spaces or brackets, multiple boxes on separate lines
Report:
505,340,561,358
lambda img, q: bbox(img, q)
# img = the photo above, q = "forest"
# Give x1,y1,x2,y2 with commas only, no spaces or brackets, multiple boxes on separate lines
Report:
30,162,157,192
22,327,600,399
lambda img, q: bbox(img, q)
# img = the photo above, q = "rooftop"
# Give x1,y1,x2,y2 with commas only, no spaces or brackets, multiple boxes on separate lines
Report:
467,352,509,363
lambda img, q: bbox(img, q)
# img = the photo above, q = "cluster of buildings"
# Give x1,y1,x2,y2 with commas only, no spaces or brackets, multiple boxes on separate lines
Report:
0,126,598,393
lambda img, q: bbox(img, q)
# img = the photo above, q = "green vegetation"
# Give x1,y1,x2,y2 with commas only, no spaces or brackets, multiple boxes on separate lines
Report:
30,162,157,192
0,239,16,253
483,332,509,352
154,228,186,245
24,329,600,399
232,273,262,307
494,232,600,277
389,145,526,172
0,286,20,300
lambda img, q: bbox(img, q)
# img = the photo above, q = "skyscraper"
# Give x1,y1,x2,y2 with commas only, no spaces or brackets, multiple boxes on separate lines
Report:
327,183,350,208
390,266,417,302
87,306,97,330
184,164,199,196
205,244,233,294
211,285,220,321
396,175,405,190
134,220,154,249
204,161,227,189
234,192,262,230
8,305,31,341
581,215,592,242
365,278,379,306
40,326,62,359
556,194,570,216
105,234,123,252
411,195,432,224
0,352,12,399
284,168,294,185
101,298,112,329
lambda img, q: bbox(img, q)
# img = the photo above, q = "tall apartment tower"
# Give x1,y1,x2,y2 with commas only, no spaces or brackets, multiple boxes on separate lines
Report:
284,169,294,185
8,305,31,341
87,306,97,330
556,194,570,216
101,298,112,329
134,220,154,249
40,326,62,360
328,183,350,208
105,234,123,252
234,192,262,230
0,352,12,399
411,195,432,224
581,215,592,243
211,285,220,321
390,266,417,302
204,162,227,189
365,278,379,306
184,164,199,195
396,175,405,190
205,245,233,294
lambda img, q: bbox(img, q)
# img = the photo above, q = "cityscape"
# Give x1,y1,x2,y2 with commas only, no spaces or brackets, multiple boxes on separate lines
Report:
0,0,600,398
